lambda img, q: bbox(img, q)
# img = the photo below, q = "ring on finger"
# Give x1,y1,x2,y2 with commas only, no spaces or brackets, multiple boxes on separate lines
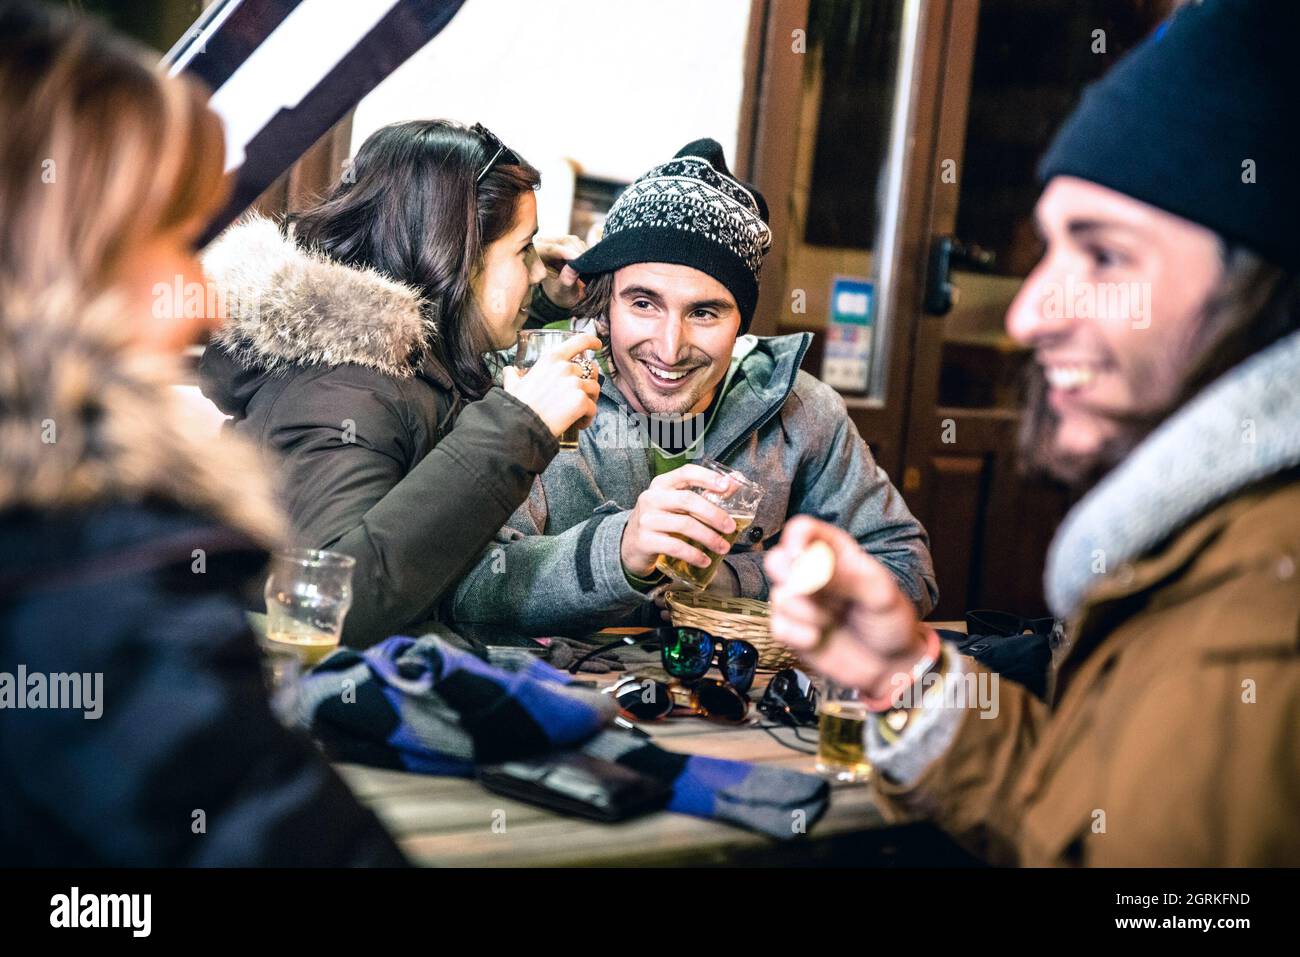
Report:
576,357,595,380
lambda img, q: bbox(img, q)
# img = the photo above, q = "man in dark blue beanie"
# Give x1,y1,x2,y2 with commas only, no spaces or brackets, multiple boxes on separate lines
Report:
452,138,938,634
765,0,1300,865
1038,0,1299,270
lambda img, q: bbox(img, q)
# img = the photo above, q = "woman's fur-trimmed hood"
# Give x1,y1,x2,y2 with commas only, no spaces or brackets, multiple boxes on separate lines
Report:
202,214,437,379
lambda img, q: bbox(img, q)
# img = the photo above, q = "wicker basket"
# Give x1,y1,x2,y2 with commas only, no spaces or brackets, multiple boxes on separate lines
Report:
664,590,797,671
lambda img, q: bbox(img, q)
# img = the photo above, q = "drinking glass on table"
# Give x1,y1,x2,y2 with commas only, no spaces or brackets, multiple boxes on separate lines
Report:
815,680,872,783
261,548,355,697
514,328,597,450
654,458,765,590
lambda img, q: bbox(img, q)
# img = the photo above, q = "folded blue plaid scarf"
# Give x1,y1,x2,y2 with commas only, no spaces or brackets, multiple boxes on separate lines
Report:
297,632,830,840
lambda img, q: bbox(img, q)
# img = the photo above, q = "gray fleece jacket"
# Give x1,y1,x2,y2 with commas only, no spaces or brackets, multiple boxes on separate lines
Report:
451,332,937,635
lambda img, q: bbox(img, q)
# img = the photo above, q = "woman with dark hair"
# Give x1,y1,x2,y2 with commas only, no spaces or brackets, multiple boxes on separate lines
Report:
199,120,600,649
0,2,404,865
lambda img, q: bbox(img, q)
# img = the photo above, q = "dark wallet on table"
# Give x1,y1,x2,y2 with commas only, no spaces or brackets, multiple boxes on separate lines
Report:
477,751,672,823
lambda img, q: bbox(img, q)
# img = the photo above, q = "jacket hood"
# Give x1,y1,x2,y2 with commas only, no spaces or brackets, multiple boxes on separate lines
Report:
202,215,438,383
0,282,285,548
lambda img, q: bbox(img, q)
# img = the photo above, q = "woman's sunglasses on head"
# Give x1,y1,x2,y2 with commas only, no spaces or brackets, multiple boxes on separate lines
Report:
470,122,520,184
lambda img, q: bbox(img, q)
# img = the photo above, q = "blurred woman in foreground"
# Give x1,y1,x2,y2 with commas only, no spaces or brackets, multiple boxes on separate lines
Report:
0,2,404,865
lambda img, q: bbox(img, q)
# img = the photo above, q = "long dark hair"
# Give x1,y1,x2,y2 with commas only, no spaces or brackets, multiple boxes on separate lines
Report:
1020,246,1300,489
289,120,540,399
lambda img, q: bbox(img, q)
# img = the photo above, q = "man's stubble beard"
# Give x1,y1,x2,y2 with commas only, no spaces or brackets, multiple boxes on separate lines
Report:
615,348,717,418
1018,369,1151,493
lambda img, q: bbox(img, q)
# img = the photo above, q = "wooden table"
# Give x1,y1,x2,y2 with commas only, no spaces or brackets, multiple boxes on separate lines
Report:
335,623,968,867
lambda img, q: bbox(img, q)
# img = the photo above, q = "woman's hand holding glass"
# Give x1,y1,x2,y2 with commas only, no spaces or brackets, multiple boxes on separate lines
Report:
502,331,602,439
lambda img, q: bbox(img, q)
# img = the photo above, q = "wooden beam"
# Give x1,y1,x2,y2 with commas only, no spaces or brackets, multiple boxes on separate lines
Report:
743,0,812,338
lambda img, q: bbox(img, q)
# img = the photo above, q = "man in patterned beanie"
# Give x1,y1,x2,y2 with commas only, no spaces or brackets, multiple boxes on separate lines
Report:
451,139,937,635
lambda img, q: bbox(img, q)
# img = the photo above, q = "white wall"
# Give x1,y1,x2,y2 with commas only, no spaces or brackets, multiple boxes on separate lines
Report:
352,0,755,234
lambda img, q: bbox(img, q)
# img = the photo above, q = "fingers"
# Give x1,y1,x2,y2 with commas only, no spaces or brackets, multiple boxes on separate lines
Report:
840,549,909,612
641,530,712,569
769,607,826,652
764,543,796,584
646,488,735,535
535,369,598,432
768,586,837,634
642,511,731,557
769,515,851,571
767,516,884,605
501,366,522,393
545,360,601,388
534,234,586,265
771,515,823,559
547,333,603,363
653,463,732,495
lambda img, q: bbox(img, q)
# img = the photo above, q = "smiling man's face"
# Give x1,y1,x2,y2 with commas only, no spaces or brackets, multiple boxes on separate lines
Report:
607,262,741,417
1007,176,1223,484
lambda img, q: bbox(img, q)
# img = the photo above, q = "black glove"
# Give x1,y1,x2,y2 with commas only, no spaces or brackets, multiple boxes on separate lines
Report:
541,637,629,674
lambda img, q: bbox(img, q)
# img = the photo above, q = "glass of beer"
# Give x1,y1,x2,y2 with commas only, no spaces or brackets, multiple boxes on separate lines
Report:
654,458,765,590
815,680,872,782
262,548,355,694
514,329,594,450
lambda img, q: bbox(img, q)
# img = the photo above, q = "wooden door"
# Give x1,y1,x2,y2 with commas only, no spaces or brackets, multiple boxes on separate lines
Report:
745,0,947,482
896,0,1171,618
744,0,1173,618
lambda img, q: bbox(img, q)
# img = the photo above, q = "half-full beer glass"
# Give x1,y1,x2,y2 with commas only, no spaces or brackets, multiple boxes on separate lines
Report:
816,680,872,782
655,459,765,590
262,548,355,688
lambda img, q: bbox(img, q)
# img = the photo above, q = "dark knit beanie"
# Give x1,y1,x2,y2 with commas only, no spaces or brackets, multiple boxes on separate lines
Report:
1038,0,1300,268
570,138,773,332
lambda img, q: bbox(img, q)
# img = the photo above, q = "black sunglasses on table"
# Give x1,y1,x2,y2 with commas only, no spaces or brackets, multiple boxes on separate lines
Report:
603,674,752,725
567,626,759,725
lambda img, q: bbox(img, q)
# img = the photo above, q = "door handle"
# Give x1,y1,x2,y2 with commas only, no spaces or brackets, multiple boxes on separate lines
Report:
923,235,997,316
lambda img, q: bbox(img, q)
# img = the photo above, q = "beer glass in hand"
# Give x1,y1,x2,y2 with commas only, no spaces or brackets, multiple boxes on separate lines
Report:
654,459,764,590
514,329,597,450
